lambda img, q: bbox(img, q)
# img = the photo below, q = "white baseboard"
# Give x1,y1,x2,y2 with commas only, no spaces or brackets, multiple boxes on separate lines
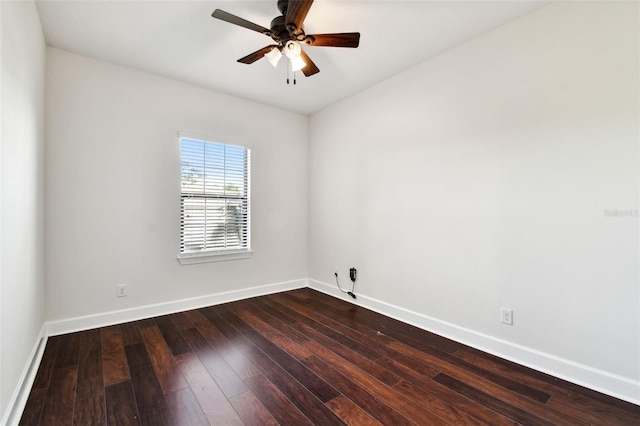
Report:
1,324,48,426
6,276,637,426
308,279,640,406
4,278,307,424
47,278,307,336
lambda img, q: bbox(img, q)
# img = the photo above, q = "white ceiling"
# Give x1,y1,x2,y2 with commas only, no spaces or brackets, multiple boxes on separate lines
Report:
35,0,549,115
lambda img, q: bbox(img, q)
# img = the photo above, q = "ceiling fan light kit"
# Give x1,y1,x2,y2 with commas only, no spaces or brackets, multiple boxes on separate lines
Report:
264,47,283,67
284,41,306,73
211,0,360,82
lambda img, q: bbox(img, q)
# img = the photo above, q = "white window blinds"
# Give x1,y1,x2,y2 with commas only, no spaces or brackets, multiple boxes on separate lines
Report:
180,137,250,255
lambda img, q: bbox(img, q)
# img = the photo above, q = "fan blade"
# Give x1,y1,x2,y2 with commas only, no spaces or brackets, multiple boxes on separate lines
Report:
305,33,360,48
238,45,278,64
212,9,272,36
285,0,313,34
299,49,319,77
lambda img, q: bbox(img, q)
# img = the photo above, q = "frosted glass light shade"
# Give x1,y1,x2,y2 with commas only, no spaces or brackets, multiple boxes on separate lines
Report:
264,47,282,67
290,56,306,72
284,40,301,59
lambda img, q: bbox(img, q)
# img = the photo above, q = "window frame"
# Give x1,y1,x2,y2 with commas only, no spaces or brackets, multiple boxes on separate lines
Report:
177,135,252,265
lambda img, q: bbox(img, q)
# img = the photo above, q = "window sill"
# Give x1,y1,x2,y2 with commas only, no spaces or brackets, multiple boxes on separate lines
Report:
177,249,253,265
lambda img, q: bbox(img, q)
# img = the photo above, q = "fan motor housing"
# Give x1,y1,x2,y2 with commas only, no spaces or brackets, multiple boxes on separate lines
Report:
270,15,287,39
271,14,305,43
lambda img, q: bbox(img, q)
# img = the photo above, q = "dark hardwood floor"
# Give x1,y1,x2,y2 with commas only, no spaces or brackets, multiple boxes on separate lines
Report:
20,288,640,425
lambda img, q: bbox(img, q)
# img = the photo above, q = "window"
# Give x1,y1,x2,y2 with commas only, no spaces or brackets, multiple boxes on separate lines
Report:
179,136,251,263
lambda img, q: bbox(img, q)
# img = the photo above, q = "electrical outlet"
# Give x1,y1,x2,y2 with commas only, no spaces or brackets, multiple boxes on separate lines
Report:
117,284,128,297
501,308,513,325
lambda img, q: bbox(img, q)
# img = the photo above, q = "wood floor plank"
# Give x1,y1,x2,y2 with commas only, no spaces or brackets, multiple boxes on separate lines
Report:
31,336,61,390
200,306,347,425
296,297,396,345
181,327,248,398
232,307,314,360
223,304,340,402
139,325,188,393
375,353,438,380
278,292,394,353
302,356,413,426
40,366,78,425
433,373,554,426
168,310,202,331
245,348,344,425
21,288,640,426
455,346,565,391
302,290,464,354
155,315,192,356
128,366,171,426
292,320,402,387
19,387,47,425
284,289,314,302
20,337,63,426
374,355,515,426
252,298,298,325
439,349,551,404
184,309,262,380
391,380,487,426
546,392,640,426
125,343,172,426
228,391,279,426
203,333,261,381
101,325,131,387
387,340,586,425
53,332,81,369
197,306,254,352
124,341,153,370
326,395,384,426
244,373,315,426
120,321,143,346
166,387,209,425
455,347,640,425
178,310,226,348
216,309,346,425
305,340,449,425
176,352,244,425
243,328,340,403
251,300,311,345
266,296,384,361
105,381,140,426
251,309,309,344
74,329,106,425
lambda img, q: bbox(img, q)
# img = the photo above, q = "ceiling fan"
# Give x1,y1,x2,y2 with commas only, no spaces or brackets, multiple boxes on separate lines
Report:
211,0,360,80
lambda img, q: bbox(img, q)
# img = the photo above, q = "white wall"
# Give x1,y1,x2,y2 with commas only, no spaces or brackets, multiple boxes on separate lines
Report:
0,0,47,421
45,48,308,322
309,1,639,401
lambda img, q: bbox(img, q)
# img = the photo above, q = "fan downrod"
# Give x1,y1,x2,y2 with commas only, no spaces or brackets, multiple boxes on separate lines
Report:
277,0,288,16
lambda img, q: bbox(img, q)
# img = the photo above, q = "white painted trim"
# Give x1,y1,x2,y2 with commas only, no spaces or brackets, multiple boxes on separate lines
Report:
47,278,307,336
308,279,640,406
177,249,253,265
1,324,48,426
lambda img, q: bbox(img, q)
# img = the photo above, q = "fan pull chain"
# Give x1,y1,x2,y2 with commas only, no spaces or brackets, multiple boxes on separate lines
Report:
286,61,298,85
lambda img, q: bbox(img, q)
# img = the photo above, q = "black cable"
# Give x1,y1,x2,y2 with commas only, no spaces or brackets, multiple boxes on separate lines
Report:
335,272,356,299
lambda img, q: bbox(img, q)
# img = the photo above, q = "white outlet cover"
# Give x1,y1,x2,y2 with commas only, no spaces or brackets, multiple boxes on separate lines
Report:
501,308,513,325
117,285,127,297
